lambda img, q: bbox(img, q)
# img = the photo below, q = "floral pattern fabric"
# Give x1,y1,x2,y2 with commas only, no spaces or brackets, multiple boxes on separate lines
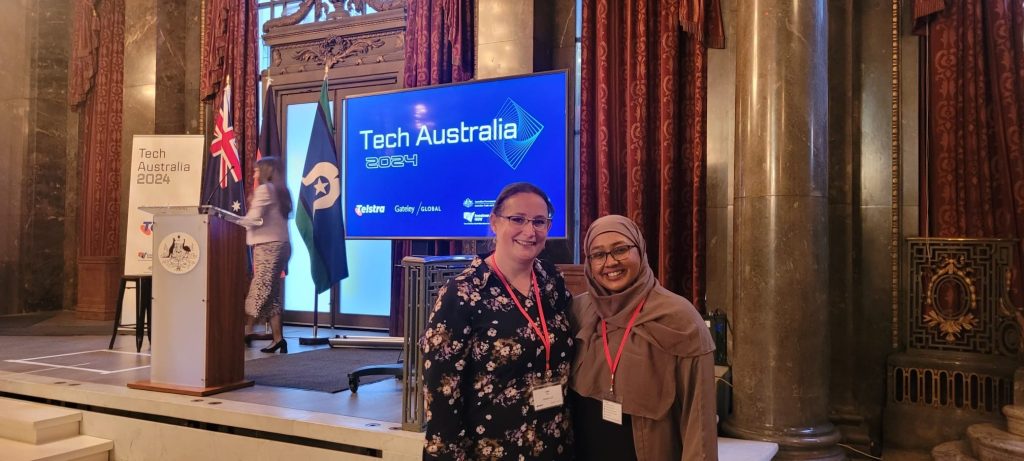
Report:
421,255,574,460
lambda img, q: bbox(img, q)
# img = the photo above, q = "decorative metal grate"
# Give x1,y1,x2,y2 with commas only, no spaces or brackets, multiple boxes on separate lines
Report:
888,365,1013,413
400,255,475,432
887,238,1020,424
904,238,1018,356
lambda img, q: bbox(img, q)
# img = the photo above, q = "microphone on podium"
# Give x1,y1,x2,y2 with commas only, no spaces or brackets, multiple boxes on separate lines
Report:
202,163,237,208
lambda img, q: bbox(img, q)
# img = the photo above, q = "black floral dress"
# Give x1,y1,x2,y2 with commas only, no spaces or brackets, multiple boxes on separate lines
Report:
420,255,574,460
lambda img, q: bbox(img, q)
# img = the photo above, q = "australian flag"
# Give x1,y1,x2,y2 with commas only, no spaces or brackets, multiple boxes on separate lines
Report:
202,78,246,214
296,78,348,294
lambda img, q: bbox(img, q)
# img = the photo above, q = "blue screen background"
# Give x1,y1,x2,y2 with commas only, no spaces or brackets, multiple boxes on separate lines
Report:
343,72,568,238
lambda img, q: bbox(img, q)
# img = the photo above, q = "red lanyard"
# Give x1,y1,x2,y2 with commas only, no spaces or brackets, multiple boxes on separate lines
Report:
489,256,551,371
601,297,647,393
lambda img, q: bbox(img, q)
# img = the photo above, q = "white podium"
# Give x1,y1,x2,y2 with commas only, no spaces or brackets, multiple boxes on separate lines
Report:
128,206,253,396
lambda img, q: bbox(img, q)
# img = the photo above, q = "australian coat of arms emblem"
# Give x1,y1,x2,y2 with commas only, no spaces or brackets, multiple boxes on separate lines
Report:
157,232,200,275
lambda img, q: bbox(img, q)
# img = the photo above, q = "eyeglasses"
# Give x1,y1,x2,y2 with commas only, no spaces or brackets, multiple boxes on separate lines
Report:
588,244,637,266
495,214,552,231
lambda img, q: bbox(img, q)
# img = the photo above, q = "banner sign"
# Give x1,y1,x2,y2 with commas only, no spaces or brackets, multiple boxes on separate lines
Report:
123,135,205,276
343,71,569,239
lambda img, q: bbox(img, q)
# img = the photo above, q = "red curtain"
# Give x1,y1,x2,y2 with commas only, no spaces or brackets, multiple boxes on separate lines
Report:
71,0,126,318
68,0,100,109
201,0,259,180
389,0,475,336
916,1,1024,295
580,0,722,309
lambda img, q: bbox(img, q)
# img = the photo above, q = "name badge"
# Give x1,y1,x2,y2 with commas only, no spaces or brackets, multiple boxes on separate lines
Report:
602,399,623,425
531,383,564,411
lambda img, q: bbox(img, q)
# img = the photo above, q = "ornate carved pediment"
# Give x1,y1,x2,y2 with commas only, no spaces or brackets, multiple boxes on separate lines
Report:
262,7,405,80
270,30,403,76
292,35,388,68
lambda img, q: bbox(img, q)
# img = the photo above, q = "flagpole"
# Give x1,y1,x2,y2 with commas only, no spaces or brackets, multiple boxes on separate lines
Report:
324,60,336,336
298,61,335,347
322,58,337,335
299,292,330,345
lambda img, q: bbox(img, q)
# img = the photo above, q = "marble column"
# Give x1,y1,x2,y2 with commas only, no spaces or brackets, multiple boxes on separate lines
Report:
20,1,75,312
0,1,33,314
721,1,842,459
76,0,126,320
0,2,76,314
155,0,200,134
121,0,157,231
826,0,875,453
476,0,533,79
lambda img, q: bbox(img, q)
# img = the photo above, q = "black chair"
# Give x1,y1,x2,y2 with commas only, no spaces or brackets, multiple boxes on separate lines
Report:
108,276,152,352
348,357,403,392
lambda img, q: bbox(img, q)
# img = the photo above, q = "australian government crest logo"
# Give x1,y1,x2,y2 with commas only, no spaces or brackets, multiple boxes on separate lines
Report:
157,232,201,275
484,98,544,170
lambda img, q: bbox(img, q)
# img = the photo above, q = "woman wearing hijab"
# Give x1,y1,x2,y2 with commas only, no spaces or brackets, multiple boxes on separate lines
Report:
420,182,574,460
569,215,717,460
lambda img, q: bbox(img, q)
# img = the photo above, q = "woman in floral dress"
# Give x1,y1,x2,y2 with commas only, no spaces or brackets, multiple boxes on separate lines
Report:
420,182,574,460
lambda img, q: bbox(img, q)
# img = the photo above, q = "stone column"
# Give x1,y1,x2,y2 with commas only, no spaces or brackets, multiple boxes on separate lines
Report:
121,0,157,227
75,0,126,320
0,2,75,315
20,2,75,312
0,1,32,314
721,0,842,459
476,0,534,79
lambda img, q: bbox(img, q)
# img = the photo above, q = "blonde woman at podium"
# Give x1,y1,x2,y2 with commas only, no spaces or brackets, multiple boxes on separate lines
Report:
238,156,292,354
420,182,575,460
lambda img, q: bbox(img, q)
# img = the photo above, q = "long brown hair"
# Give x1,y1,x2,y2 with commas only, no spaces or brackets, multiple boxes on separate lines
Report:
255,157,292,218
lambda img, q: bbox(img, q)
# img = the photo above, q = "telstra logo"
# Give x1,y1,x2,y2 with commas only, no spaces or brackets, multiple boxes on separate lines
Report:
354,204,386,216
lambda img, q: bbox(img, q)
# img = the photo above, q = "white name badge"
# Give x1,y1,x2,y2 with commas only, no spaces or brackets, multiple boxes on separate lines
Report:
602,399,623,425
531,383,564,411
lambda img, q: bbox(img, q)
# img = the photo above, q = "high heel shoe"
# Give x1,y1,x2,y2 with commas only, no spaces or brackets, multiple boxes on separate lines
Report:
244,333,258,347
260,339,288,354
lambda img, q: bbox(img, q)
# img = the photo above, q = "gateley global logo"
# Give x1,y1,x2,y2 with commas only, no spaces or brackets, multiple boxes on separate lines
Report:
354,204,385,216
484,98,544,170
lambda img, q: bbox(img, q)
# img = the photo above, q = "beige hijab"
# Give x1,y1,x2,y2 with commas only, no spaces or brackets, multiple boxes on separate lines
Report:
570,215,715,419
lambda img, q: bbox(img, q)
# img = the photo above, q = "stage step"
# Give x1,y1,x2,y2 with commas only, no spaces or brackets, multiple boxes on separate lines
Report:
0,397,81,444
931,440,978,461
0,435,112,461
965,423,1024,461
1004,404,1024,437
0,397,112,461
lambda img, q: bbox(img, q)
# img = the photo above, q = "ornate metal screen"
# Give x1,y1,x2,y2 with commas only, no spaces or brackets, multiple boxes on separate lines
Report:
903,238,1019,356
400,255,474,431
885,238,1020,448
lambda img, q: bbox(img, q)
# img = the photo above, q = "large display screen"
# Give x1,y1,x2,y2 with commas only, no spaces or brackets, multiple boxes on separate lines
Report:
343,71,568,239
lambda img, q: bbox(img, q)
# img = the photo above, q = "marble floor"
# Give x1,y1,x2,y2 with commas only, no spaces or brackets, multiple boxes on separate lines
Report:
0,322,405,424
0,315,940,460
0,314,426,459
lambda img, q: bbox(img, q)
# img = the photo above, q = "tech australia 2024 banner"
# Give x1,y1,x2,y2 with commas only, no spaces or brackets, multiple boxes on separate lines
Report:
124,135,205,276
343,71,568,239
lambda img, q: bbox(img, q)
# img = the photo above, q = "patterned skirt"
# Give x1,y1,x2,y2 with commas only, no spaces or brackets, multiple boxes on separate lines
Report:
245,241,291,320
